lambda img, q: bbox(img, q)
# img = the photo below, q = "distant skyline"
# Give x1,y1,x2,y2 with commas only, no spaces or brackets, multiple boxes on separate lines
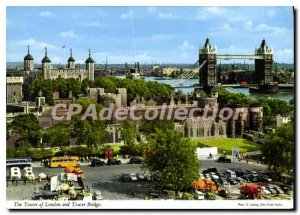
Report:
7,6,294,64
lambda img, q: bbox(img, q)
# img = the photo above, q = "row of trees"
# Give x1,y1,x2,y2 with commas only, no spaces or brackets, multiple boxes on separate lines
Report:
29,76,173,105
216,87,293,128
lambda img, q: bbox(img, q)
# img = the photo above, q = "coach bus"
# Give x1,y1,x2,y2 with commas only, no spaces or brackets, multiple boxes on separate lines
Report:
49,156,81,168
6,157,33,169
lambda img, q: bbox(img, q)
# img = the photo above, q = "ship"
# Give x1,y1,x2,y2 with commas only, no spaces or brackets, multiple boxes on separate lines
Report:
249,82,279,94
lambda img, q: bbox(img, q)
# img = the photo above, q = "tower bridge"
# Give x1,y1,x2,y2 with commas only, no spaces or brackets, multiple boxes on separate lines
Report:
172,38,293,93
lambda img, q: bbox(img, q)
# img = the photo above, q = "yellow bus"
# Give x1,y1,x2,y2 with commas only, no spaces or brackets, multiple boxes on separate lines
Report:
50,156,81,168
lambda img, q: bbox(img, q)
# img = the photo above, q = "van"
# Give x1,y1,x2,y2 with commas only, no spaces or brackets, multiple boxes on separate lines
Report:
194,191,205,200
225,170,236,178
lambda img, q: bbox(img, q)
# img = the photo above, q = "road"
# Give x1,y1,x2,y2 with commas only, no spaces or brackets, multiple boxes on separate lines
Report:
7,160,267,200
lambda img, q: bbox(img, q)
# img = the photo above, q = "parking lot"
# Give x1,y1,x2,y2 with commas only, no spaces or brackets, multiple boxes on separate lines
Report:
6,159,292,200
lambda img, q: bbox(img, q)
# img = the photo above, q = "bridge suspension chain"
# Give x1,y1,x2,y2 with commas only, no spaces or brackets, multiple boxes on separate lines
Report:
272,60,294,84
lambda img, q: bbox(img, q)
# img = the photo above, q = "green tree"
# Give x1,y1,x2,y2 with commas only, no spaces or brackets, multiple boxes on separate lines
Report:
142,129,200,196
8,114,42,147
120,121,137,146
44,123,71,152
71,117,108,148
261,122,294,178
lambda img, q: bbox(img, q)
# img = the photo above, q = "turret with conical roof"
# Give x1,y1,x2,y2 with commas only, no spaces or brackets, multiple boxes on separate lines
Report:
42,47,51,79
85,49,95,63
68,48,76,69
255,38,273,55
41,47,51,63
85,49,95,81
24,45,34,71
200,37,217,54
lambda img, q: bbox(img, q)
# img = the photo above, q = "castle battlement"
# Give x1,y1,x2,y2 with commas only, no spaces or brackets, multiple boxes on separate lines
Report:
6,77,24,84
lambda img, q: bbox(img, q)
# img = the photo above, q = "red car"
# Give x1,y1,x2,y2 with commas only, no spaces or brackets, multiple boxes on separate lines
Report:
218,189,233,198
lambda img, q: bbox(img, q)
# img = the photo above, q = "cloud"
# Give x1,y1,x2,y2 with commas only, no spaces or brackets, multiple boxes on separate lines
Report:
274,48,293,63
60,30,76,38
248,23,287,35
95,51,153,64
266,9,276,18
177,41,194,51
220,23,234,31
244,21,253,29
80,22,106,28
147,7,157,14
158,12,178,19
18,38,58,50
39,11,54,17
196,7,228,20
121,10,134,19
137,34,172,43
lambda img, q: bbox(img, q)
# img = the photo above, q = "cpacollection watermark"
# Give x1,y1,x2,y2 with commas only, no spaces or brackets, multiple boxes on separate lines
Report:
51,103,248,122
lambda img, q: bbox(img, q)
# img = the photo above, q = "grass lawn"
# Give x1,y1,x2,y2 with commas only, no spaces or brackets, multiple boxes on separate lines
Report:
192,138,262,155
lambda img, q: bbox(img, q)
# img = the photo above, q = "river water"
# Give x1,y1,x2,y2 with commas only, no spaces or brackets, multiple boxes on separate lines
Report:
118,76,294,103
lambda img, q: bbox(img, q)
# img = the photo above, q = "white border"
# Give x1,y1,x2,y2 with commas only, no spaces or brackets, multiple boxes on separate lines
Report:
1,0,298,213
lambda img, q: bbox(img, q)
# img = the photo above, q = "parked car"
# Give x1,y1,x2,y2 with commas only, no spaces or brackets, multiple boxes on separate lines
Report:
200,174,205,179
250,171,259,177
249,176,259,183
136,173,145,180
217,156,231,163
91,159,105,167
227,177,238,185
211,175,219,181
122,174,130,182
34,190,59,200
202,168,218,174
258,175,272,183
266,185,277,195
107,159,121,165
128,156,143,164
261,186,271,196
129,173,138,181
194,191,205,200
93,191,103,200
218,189,232,198
235,169,248,177
273,186,284,194
235,177,245,183
241,175,251,183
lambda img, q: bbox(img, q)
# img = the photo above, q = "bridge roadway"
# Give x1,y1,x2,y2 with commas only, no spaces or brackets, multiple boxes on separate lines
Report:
172,83,294,89
217,55,264,60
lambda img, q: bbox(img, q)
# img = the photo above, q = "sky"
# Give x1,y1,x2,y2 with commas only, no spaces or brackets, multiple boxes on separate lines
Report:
6,6,294,64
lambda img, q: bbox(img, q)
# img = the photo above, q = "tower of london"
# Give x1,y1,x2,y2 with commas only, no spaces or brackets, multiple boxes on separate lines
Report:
24,46,95,81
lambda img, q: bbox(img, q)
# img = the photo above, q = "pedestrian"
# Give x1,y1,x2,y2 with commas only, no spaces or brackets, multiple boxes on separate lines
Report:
132,191,135,197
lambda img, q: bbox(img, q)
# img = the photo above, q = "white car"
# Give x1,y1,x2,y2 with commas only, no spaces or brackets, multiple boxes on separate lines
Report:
261,186,271,196
93,191,103,200
129,173,138,181
136,173,145,180
251,171,259,177
211,175,219,180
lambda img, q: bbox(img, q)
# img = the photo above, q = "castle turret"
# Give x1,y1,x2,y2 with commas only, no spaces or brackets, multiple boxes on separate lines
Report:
85,49,95,81
254,39,273,84
67,48,76,69
24,45,34,71
199,37,217,94
41,47,51,79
